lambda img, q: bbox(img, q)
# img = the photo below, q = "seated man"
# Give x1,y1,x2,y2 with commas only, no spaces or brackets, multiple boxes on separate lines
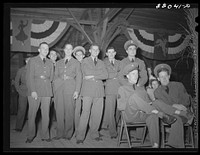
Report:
152,63,194,148
117,63,173,148
146,79,160,101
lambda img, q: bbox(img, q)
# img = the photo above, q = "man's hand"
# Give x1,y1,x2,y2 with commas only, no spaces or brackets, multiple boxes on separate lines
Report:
85,75,94,80
31,92,38,100
73,91,79,100
172,104,187,111
151,109,159,114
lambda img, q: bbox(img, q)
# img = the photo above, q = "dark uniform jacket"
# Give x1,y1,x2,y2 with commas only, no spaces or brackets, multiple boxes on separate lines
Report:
53,57,82,94
81,57,108,98
26,55,54,97
14,65,28,97
104,58,121,95
118,57,147,87
154,81,190,107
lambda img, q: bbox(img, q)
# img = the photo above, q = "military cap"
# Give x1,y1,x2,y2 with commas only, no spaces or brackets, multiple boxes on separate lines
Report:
123,62,139,75
124,40,138,50
154,63,171,78
73,46,86,56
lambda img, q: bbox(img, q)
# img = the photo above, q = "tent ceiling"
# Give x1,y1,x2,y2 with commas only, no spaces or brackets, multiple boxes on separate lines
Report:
11,8,189,33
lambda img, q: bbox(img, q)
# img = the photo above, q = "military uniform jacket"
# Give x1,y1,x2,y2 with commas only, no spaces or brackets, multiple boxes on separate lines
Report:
104,58,121,95
118,57,147,87
53,57,82,94
26,55,54,97
117,84,154,123
154,81,190,107
81,57,108,98
14,65,28,97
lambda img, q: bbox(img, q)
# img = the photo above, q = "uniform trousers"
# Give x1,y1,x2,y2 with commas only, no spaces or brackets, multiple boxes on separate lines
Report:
102,94,118,137
15,95,28,130
76,97,103,140
74,96,82,136
127,112,160,146
152,100,185,148
27,96,51,140
54,86,75,139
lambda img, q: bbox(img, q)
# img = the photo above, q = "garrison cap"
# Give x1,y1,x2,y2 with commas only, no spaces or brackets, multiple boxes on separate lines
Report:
73,46,86,56
123,63,139,75
124,40,138,50
154,63,171,78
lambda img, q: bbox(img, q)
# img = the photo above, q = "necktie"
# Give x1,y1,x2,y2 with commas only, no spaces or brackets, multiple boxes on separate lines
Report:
131,58,134,63
65,59,68,65
43,58,46,64
165,86,169,94
111,61,114,66
94,58,97,66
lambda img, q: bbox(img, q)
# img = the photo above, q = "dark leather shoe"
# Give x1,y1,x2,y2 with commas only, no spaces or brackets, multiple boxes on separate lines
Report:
162,114,177,125
13,129,22,132
94,137,103,141
111,135,117,139
25,138,33,143
41,138,51,142
76,140,84,144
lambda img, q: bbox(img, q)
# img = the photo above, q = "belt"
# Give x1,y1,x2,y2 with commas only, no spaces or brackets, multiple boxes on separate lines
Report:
35,75,50,80
61,75,74,80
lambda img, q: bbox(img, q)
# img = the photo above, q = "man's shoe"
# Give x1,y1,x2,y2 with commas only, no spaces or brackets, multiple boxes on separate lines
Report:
94,137,103,141
25,138,33,143
41,138,51,142
111,135,117,139
162,114,177,125
13,129,22,132
76,140,84,144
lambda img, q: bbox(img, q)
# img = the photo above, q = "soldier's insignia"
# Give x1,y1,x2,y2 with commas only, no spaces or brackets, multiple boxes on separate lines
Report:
117,94,121,99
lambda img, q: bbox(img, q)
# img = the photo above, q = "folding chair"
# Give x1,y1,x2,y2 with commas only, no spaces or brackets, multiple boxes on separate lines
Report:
117,110,148,148
161,95,195,148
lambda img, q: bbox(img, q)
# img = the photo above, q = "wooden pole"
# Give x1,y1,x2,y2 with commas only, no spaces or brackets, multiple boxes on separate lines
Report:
67,8,93,44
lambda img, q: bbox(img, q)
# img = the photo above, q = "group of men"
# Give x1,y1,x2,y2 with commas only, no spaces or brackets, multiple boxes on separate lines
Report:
13,39,193,148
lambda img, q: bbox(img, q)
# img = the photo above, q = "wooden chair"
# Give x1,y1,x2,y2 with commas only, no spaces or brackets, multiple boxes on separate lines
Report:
117,110,148,148
161,95,195,148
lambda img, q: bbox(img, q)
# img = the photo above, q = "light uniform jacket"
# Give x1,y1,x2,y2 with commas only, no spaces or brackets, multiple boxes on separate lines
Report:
104,58,121,95
53,57,82,94
118,57,148,87
26,55,54,97
14,65,28,97
81,57,108,98
117,83,154,123
154,81,190,107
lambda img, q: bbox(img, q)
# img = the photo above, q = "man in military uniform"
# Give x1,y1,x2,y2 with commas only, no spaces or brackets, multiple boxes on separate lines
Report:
117,63,162,148
26,42,54,143
152,63,194,148
118,40,148,87
101,47,121,139
76,43,108,144
14,57,30,132
73,46,85,137
53,43,82,140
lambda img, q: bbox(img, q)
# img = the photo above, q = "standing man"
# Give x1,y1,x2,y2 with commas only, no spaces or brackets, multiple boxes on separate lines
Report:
73,46,86,137
153,63,194,148
101,47,121,139
53,43,82,140
48,49,58,122
26,42,54,143
14,57,30,132
118,40,148,87
76,43,108,144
